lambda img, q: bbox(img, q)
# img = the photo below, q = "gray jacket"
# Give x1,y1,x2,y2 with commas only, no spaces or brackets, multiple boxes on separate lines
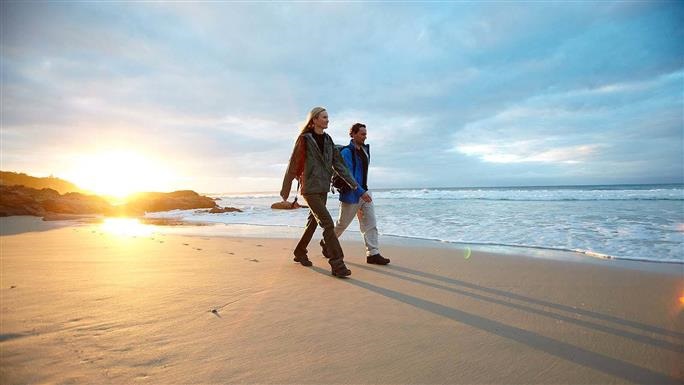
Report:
281,132,358,199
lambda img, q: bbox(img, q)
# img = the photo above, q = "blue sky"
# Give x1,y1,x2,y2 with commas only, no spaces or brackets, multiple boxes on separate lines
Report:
1,1,682,193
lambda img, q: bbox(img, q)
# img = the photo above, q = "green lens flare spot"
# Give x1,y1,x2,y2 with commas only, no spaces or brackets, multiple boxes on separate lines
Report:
464,247,472,260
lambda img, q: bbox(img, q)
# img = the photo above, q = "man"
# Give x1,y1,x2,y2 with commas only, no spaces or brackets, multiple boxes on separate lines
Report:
322,123,390,265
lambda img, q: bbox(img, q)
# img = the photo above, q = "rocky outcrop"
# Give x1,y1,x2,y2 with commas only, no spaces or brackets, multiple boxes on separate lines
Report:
0,185,112,217
0,185,50,216
0,185,222,218
122,190,217,215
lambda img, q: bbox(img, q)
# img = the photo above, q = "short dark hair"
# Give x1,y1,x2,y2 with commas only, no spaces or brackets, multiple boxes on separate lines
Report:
349,123,366,137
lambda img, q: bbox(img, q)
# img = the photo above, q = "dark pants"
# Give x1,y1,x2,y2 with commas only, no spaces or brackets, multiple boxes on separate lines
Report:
294,193,345,268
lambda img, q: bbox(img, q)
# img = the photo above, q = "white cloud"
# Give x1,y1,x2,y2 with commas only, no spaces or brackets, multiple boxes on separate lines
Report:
451,70,682,172
456,141,600,164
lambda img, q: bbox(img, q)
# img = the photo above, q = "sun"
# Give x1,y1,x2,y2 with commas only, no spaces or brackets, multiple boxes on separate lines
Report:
64,150,175,199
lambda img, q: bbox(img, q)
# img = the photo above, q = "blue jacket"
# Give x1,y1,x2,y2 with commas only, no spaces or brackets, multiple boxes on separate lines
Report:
338,140,370,204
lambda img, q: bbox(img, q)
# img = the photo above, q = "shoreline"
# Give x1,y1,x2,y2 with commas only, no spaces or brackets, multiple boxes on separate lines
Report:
2,216,681,275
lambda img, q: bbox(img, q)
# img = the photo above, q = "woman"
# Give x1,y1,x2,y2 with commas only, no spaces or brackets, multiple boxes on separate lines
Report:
281,107,358,277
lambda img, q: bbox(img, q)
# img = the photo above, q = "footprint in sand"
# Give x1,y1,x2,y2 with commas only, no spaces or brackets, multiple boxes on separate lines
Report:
158,240,164,243
244,258,259,263
182,243,189,246
194,247,203,251
225,252,235,255
256,244,263,247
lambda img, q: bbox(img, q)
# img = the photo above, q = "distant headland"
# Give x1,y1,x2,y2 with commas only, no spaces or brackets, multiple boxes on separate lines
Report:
0,171,240,219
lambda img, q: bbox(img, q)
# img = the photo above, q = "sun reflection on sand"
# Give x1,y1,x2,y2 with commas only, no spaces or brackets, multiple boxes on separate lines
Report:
101,217,154,237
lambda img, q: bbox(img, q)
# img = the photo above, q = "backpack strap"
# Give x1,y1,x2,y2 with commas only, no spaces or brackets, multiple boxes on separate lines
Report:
350,144,357,172
292,136,306,207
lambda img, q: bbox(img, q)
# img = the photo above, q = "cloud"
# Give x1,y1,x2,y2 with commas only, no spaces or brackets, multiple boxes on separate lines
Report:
455,142,601,164
1,2,682,191
450,69,682,179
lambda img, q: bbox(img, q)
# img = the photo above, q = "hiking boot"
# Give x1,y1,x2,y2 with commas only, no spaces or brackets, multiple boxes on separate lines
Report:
293,253,313,267
329,258,351,278
320,240,330,259
331,265,352,278
367,254,390,265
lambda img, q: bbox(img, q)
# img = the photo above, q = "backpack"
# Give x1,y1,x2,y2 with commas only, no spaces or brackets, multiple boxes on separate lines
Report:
331,144,356,194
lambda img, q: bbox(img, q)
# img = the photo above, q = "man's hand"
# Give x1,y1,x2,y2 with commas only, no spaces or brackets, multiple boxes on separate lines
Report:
361,192,372,203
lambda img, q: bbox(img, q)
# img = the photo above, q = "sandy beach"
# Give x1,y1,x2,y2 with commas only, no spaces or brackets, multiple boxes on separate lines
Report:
1,217,682,384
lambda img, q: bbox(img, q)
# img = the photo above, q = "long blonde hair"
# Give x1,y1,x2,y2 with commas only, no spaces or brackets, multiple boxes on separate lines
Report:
299,106,326,134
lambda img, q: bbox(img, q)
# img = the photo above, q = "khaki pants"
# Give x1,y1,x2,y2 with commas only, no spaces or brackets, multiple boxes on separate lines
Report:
335,191,380,257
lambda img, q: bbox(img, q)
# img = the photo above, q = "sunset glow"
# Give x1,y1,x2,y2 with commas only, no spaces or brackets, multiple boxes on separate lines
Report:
101,217,154,237
63,150,175,198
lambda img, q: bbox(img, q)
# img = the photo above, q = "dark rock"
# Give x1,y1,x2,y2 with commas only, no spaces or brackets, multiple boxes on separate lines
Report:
123,190,217,215
271,200,307,210
209,206,242,213
0,185,50,216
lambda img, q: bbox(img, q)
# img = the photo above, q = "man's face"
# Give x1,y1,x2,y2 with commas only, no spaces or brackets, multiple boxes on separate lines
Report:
352,126,367,145
312,111,329,129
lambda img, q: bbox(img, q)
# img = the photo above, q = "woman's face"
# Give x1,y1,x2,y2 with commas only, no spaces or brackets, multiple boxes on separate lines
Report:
312,110,329,130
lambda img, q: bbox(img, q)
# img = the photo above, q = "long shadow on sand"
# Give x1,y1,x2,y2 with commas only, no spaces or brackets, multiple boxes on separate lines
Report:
358,262,684,341
347,262,682,353
311,266,680,385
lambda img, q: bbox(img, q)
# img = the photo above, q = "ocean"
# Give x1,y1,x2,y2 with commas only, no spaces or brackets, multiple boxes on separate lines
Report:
147,184,684,264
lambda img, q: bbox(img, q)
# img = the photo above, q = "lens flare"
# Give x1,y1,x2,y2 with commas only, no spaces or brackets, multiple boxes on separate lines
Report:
464,247,472,260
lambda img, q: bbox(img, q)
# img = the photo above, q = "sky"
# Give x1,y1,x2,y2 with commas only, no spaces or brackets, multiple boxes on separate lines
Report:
1,1,682,194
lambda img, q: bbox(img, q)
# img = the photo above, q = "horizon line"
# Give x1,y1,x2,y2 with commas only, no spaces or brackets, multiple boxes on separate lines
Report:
202,182,684,196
